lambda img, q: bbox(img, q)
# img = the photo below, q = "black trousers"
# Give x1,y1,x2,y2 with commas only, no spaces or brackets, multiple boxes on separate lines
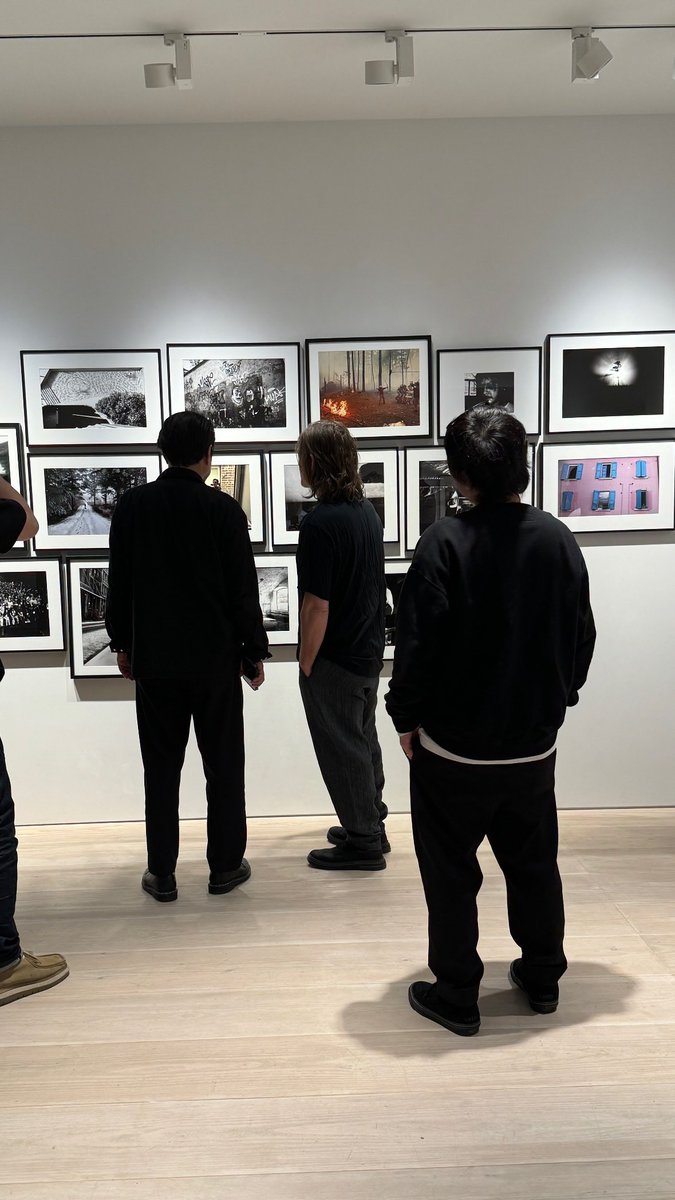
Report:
410,742,567,1006
135,674,246,877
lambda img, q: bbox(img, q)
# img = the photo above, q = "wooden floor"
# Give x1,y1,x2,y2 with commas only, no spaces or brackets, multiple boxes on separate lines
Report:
2,810,675,1199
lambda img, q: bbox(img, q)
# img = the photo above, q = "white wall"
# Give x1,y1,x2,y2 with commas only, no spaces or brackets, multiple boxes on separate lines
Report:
1,115,674,823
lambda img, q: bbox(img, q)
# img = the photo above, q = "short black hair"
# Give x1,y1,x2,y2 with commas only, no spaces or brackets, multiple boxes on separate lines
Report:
157,412,215,467
443,407,529,503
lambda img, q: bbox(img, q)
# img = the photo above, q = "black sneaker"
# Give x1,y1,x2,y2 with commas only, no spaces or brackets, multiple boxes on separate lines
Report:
509,959,559,1014
307,845,386,871
408,981,480,1037
209,859,252,895
141,870,177,903
327,825,391,854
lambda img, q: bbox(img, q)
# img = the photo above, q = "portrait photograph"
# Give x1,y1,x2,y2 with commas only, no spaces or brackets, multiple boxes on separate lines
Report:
0,424,25,492
207,452,266,545
21,349,163,447
438,347,541,436
269,449,399,546
547,332,675,433
168,343,301,443
67,559,119,678
254,555,298,646
383,561,410,660
0,559,64,652
30,454,161,552
307,336,431,439
542,441,675,532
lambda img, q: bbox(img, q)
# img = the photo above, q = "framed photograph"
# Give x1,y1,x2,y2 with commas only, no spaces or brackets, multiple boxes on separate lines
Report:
0,424,26,492
307,336,432,439
542,441,675,532
207,452,266,546
21,350,163,448
67,559,119,678
269,449,400,546
547,332,675,434
383,561,410,660
167,343,301,444
0,559,64,652
405,445,536,551
29,454,161,553
255,554,298,646
438,346,540,436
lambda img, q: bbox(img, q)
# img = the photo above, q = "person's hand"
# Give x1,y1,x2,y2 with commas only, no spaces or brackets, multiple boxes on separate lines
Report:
242,661,265,690
399,729,420,760
117,652,134,680
299,658,314,678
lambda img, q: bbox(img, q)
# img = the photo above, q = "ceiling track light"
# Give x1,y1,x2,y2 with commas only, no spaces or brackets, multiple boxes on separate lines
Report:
365,30,414,86
144,32,192,90
571,26,613,81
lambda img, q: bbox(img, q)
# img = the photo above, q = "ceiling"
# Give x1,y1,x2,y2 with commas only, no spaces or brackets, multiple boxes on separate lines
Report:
2,1,675,125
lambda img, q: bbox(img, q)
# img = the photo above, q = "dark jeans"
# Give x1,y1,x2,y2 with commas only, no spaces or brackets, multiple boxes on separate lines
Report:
136,674,246,877
0,737,21,969
410,742,567,1006
299,656,387,852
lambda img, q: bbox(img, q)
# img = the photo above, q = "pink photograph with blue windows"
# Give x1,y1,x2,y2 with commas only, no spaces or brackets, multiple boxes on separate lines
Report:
558,454,658,518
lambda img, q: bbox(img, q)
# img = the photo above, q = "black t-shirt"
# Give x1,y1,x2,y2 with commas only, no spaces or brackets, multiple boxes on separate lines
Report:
297,498,385,677
0,498,29,682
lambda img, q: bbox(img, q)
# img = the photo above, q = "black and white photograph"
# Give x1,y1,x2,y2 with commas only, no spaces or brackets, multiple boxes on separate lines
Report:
542,440,675,533
547,332,675,433
30,454,161,552
307,337,432,439
0,424,25,492
254,554,298,646
405,445,536,551
0,559,64,652
207,453,266,545
67,560,118,678
21,350,163,447
269,449,400,546
438,347,541,436
168,343,301,444
383,561,410,660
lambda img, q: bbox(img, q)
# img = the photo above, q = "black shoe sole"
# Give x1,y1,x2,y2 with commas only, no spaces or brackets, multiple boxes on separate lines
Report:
326,830,391,854
308,853,386,871
408,984,480,1037
509,964,558,1014
141,880,177,903
208,868,252,895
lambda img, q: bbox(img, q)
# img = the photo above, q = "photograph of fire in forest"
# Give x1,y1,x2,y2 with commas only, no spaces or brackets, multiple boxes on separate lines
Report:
307,337,431,439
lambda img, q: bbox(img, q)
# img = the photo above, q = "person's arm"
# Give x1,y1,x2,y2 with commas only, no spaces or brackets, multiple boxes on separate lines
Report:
385,564,452,752
105,493,134,676
299,593,329,676
568,562,596,706
0,478,38,542
223,504,269,669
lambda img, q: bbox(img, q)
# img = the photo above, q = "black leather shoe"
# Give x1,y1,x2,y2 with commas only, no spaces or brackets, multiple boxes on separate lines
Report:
307,845,386,871
208,859,252,895
408,981,480,1036
509,959,559,1014
327,825,391,854
141,870,177,903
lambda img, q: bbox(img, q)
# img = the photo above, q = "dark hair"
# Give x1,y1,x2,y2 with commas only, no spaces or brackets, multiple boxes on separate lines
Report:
443,407,529,502
157,412,215,467
296,420,364,503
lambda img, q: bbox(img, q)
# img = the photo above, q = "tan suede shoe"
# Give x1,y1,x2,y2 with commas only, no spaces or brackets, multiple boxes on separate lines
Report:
0,951,69,1007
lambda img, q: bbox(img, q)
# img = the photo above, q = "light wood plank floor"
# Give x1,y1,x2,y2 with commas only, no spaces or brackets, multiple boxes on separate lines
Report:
2,810,675,1199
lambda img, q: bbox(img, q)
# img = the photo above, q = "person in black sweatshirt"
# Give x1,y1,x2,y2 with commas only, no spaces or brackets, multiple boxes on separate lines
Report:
386,407,596,1037
106,412,268,903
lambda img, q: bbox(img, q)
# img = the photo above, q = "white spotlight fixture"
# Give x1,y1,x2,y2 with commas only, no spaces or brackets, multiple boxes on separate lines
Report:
365,30,414,85
144,33,193,90
571,26,613,81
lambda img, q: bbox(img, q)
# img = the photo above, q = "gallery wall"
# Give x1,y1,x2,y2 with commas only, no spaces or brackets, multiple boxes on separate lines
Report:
1,114,675,824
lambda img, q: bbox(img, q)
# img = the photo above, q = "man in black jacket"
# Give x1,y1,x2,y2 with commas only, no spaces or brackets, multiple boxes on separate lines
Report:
106,412,268,903
386,408,596,1037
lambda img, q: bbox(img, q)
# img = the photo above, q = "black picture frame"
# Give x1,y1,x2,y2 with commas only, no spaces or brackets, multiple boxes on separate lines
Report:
437,345,541,437
0,556,66,652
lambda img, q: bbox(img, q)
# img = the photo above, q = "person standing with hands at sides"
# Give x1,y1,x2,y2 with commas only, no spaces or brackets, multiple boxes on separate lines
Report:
0,476,68,1006
296,420,388,870
106,412,268,903
386,408,596,1037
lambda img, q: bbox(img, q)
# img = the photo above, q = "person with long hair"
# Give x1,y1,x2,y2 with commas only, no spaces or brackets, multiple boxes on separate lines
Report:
296,420,389,870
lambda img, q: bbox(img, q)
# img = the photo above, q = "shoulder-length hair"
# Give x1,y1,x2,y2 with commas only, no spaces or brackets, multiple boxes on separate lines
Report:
296,420,364,503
